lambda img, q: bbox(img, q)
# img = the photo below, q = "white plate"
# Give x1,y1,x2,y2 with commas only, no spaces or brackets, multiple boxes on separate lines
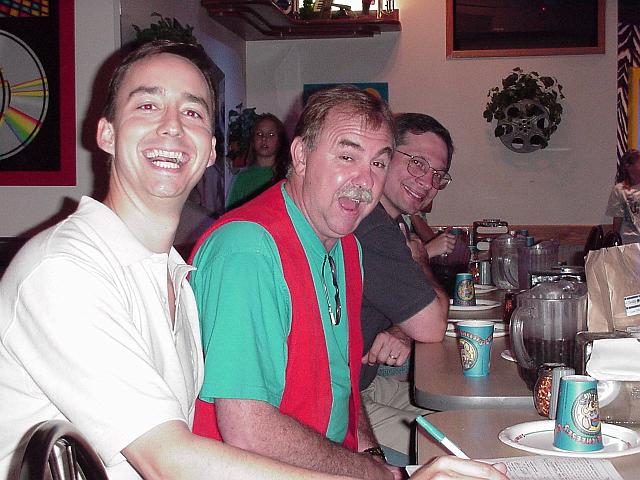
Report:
499,420,640,458
449,299,501,311
447,317,503,324
501,349,516,362
446,322,508,338
474,284,498,294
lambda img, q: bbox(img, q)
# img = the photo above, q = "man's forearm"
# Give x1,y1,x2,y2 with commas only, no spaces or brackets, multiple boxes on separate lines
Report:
216,399,392,480
125,420,358,480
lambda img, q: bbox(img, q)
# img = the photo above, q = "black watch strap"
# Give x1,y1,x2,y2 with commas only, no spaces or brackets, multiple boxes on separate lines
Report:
363,446,387,461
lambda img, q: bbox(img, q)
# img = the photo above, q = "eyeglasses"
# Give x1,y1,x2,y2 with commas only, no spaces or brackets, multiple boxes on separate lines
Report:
396,150,452,190
321,255,342,326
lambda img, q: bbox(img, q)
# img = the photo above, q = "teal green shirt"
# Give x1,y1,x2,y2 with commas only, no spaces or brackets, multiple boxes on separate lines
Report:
191,185,356,442
225,166,274,209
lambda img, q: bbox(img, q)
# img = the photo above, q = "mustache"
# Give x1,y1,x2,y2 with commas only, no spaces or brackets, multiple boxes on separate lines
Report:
336,185,373,204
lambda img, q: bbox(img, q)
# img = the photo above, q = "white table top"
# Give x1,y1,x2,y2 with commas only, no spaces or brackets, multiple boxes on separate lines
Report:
413,335,533,410
416,409,640,479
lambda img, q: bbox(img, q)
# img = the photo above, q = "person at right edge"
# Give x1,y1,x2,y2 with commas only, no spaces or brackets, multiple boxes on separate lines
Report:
354,113,453,464
606,148,640,244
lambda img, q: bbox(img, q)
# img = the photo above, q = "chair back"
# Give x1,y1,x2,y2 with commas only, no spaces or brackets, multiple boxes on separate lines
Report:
583,224,604,257
19,420,108,480
603,230,623,248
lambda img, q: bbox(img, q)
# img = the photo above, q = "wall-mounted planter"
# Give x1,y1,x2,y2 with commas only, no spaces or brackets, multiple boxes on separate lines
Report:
483,68,565,153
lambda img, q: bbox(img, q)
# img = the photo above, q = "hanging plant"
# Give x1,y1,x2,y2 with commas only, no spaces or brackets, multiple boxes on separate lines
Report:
227,104,259,168
483,68,565,153
132,12,198,45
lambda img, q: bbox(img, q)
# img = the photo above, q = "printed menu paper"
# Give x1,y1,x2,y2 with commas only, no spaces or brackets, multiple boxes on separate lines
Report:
406,456,623,479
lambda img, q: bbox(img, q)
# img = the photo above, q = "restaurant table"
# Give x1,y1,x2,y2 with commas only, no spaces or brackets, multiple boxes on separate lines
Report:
416,409,640,479
413,288,533,410
414,336,533,410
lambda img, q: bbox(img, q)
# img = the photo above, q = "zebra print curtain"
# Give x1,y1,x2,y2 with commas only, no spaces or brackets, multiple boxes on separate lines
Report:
618,22,640,166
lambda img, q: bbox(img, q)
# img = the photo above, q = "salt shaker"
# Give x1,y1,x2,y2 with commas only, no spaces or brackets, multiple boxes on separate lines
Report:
534,362,565,417
549,366,575,420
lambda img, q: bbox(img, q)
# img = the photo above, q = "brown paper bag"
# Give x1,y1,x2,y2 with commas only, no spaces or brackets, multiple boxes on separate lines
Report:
586,243,640,332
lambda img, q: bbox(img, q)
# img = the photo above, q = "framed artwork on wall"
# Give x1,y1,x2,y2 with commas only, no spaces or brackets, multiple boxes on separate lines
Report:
446,0,605,59
627,67,640,150
0,0,76,186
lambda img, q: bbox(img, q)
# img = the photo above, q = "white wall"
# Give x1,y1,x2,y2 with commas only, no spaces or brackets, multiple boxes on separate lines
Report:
245,0,618,226
0,0,618,235
0,0,245,237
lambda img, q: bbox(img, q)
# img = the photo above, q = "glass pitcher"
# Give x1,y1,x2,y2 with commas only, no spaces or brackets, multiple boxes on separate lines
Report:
509,280,587,389
517,239,560,290
490,234,526,290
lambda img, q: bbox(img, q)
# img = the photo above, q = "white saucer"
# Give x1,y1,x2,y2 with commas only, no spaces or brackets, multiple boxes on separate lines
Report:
446,322,508,338
474,284,498,294
447,317,502,324
499,420,640,458
500,349,516,362
449,299,501,311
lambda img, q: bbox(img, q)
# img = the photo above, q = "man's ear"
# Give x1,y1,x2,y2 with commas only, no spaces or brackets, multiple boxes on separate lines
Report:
207,136,217,168
290,137,308,177
96,118,115,155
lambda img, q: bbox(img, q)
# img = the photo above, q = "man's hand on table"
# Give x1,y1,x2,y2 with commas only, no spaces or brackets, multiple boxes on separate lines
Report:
412,457,508,479
362,327,411,367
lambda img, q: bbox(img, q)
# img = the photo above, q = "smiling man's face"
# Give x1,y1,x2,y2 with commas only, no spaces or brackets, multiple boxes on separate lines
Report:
380,131,448,219
97,52,216,206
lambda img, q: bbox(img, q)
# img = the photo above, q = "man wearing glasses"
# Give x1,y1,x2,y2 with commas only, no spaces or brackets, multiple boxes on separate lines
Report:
189,85,404,479
354,113,453,463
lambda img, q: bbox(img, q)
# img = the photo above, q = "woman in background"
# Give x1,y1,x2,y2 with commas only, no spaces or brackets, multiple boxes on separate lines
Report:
606,149,640,244
225,113,289,210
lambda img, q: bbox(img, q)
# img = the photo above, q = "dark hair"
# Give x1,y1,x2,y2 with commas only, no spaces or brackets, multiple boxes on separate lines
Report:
293,85,397,152
246,113,290,181
617,149,640,184
102,40,218,128
395,113,454,170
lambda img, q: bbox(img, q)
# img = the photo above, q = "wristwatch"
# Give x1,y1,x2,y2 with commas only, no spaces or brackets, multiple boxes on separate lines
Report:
363,446,387,462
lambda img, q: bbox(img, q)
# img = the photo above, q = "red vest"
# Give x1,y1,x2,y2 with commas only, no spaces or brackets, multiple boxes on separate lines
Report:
190,182,362,450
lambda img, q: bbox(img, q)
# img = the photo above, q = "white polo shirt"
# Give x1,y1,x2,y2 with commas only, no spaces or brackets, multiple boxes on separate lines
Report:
0,197,204,479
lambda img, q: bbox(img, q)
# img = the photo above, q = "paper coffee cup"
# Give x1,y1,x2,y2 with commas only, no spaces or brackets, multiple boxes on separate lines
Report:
453,273,476,306
456,320,494,377
553,375,603,451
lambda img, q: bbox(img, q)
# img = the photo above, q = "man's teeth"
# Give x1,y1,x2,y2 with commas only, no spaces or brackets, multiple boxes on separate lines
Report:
144,149,186,169
145,149,184,161
152,160,180,170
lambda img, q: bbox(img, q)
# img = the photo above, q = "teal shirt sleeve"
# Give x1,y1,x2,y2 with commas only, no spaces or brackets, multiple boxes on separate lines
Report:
190,222,291,406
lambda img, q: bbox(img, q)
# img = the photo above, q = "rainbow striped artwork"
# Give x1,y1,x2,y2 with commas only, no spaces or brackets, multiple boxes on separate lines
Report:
0,0,49,17
0,0,75,186
0,30,48,160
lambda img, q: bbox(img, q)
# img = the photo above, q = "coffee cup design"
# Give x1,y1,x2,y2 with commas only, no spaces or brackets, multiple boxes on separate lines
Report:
553,375,603,452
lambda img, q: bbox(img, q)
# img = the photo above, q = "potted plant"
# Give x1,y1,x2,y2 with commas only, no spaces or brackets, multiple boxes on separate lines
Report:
483,68,565,152
132,12,197,44
227,104,258,169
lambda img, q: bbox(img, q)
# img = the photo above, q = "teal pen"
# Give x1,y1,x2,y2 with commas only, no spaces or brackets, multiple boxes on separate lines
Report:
416,416,470,459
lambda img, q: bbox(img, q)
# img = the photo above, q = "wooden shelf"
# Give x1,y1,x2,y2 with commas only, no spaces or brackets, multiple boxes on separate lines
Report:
201,0,401,40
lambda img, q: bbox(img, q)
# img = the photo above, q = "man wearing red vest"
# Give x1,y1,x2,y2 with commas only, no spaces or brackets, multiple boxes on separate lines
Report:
189,86,402,479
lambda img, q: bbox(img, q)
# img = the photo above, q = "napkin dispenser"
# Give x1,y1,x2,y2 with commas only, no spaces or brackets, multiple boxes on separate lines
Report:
576,331,640,425
472,219,509,251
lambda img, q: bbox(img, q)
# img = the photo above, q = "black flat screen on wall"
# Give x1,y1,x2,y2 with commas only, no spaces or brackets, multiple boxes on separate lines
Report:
447,0,605,58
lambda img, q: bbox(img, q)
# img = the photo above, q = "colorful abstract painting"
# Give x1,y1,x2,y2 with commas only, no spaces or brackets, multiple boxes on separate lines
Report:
0,0,49,17
0,0,75,186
